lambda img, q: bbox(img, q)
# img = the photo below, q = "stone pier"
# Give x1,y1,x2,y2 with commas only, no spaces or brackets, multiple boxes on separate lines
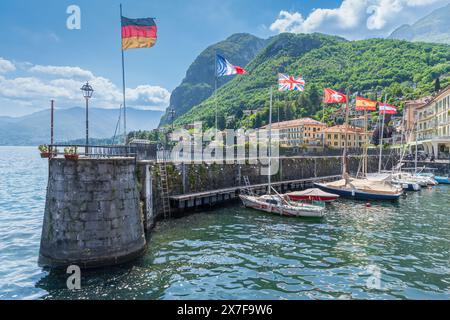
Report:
39,153,399,268
39,158,146,268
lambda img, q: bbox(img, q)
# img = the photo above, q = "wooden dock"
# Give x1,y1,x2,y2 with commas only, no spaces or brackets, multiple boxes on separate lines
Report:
170,175,341,211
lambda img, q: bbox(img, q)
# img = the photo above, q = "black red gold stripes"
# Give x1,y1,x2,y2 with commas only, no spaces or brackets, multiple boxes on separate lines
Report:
121,17,157,50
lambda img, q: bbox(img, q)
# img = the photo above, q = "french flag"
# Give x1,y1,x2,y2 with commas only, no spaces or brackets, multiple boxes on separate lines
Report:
216,55,247,77
379,103,397,115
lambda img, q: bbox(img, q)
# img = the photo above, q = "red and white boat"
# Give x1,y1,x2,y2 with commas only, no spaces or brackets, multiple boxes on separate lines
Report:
285,188,339,202
239,194,325,218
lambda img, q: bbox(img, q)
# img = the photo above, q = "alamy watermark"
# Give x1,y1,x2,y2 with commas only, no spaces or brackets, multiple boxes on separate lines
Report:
366,265,382,290
160,123,280,176
66,265,81,290
66,5,81,30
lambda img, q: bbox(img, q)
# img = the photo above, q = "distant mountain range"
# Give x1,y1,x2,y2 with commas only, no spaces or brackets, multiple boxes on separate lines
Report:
389,3,450,44
0,107,163,146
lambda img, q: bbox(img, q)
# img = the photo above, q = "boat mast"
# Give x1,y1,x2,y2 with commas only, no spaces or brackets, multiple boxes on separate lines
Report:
268,86,273,195
363,99,368,177
378,94,387,173
342,88,350,177
414,116,418,174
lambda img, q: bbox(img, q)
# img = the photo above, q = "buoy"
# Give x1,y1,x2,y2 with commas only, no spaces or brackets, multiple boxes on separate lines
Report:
365,202,371,207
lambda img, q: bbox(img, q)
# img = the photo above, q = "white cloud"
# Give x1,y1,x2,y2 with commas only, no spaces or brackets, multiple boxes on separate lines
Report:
29,65,94,79
0,62,171,116
126,85,171,111
270,0,448,39
0,58,16,74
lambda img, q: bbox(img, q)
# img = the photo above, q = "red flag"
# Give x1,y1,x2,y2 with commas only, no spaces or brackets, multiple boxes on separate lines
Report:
379,103,397,115
323,88,347,104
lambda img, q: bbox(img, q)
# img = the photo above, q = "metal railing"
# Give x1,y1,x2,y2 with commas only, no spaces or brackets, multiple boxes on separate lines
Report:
45,143,403,162
48,144,137,159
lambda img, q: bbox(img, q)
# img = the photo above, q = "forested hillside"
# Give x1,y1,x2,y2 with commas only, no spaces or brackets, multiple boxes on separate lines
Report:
173,33,450,129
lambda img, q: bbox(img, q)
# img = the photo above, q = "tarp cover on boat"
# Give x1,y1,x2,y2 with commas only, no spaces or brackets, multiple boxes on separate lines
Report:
286,188,339,200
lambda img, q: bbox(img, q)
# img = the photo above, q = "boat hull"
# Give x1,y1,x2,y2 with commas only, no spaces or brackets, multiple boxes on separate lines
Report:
392,181,421,191
287,195,338,202
434,176,450,184
239,195,324,218
314,183,402,201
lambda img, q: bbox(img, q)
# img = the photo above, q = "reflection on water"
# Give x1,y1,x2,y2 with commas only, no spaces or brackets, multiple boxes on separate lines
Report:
0,147,449,300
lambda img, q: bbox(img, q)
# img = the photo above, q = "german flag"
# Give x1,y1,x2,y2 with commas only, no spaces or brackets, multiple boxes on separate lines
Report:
121,16,157,50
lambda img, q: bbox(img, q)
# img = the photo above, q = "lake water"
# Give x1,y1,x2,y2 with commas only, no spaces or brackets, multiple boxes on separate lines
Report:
0,146,449,300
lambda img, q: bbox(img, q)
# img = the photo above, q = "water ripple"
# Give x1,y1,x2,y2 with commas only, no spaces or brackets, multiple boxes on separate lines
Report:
0,147,449,300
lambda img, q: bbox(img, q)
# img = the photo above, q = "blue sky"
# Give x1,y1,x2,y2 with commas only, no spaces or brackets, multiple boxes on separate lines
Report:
0,0,447,117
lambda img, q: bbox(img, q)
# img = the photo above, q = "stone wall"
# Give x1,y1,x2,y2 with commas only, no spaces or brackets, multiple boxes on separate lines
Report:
402,160,450,175
137,154,397,219
39,158,146,268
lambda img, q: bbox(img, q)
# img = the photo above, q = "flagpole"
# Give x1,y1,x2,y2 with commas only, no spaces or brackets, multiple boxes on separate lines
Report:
268,85,273,195
343,88,350,178
363,101,368,177
322,103,325,150
378,94,387,173
214,51,218,133
120,4,127,145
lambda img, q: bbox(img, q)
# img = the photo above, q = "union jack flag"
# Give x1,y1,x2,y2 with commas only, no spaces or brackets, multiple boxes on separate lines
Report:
278,73,305,92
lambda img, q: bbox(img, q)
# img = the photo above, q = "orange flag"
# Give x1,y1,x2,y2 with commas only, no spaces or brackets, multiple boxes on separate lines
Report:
355,97,377,111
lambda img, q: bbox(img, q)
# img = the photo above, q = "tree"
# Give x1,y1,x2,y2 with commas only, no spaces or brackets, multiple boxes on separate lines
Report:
435,77,441,92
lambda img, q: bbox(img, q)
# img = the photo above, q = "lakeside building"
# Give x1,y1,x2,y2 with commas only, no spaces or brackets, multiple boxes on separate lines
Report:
415,85,450,158
349,115,373,129
320,125,371,149
260,118,326,147
403,96,433,134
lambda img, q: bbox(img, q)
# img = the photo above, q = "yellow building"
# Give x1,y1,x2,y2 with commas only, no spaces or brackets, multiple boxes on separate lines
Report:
321,125,370,149
415,85,450,158
261,118,326,147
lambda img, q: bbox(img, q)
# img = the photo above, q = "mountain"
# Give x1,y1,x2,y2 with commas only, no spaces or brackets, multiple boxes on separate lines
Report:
0,107,163,146
174,32,450,129
389,4,450,44
158,33,269,126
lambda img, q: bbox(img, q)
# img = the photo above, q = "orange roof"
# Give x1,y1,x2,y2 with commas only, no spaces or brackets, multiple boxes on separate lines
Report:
261,118,325,129
320,125,364,134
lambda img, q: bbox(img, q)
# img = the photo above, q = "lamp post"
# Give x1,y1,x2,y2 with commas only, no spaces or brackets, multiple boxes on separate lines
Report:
81,82,94,155
169,107,176,132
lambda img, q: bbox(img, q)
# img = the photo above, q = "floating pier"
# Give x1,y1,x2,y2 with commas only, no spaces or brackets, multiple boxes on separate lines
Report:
170,175,341,212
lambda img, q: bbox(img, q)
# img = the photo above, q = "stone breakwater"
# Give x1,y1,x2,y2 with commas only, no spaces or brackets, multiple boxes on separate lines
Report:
40,154,398,268
39,158,145,268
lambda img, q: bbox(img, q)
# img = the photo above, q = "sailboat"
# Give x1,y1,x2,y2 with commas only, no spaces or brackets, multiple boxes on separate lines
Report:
239,86,325,218
315,92,403,201
366,117,421,191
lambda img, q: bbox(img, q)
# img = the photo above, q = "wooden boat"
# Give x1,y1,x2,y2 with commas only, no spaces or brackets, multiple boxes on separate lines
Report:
285,188,339,202
240,194,325,218
314,176,403,201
